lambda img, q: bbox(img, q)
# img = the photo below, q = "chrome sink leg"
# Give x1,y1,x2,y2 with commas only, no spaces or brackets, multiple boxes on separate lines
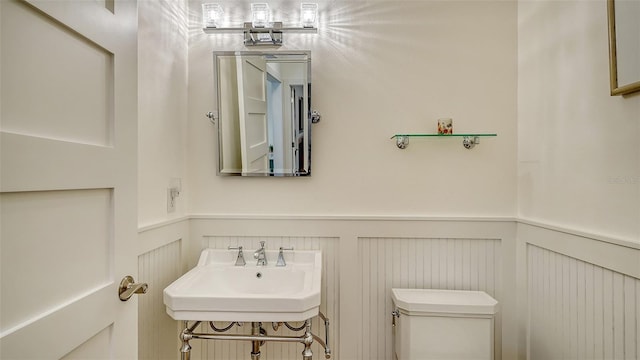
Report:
251,322,262,360
302,319,313,360
180,342,191,360
180,321,199,360
180,322,192,360
318,311,331,358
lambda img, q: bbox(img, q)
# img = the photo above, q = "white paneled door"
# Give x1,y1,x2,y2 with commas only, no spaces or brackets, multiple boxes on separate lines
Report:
0,0,139,358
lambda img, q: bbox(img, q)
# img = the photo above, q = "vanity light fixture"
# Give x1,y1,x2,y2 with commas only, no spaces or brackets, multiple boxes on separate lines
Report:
251,3,271,28
300,3,318,28
202,3,224,28
202,2,318,47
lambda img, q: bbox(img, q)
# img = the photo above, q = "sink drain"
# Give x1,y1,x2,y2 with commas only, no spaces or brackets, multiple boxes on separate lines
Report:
256,272,262,279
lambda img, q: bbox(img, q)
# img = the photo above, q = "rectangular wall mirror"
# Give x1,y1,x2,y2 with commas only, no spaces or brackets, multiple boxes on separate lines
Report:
213,51,312,176
607,0,640,95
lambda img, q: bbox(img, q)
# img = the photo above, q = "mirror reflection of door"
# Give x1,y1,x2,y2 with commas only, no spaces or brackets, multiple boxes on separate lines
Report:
215,52,311,176
237,56,269,173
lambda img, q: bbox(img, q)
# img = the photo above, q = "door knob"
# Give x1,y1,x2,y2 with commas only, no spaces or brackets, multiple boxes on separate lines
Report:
118,275,148,301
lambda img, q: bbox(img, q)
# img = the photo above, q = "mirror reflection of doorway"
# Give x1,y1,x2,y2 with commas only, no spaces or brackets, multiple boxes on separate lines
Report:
291,84,304,174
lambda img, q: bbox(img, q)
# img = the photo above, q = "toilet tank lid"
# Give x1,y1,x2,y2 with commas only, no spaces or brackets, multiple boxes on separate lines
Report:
391,289,498,315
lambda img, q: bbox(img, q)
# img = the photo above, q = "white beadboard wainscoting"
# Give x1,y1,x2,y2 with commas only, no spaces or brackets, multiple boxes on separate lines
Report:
138,240,183,359
188,216,519,360
138,218,190,360
359,237,503,360
136,217,640,360
528,245,639,360
519,222,640,360
135,216,640,360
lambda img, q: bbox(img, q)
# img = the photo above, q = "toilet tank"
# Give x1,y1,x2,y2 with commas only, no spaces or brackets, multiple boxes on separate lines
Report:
391,289,498,360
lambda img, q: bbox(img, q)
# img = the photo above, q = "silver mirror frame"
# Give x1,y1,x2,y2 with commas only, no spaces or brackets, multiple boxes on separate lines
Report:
212,51,313,176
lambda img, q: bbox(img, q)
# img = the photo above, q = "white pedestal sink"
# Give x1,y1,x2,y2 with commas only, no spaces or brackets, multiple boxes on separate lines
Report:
164,248,322,322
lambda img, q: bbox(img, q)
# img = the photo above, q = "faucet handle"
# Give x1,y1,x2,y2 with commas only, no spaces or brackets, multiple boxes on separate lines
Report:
228,246,246,266
259,241,266,249
276,246,294,267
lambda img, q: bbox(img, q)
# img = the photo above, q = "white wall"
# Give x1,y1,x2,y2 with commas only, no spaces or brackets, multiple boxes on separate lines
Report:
134,1,640,359
137,1,191,358
187,0,517,217
517,1,640,359
517,0,640,242
138,0,189,227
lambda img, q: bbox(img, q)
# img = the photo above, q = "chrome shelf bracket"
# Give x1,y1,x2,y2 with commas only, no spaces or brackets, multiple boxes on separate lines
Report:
462,136,480,149
396,136,409,149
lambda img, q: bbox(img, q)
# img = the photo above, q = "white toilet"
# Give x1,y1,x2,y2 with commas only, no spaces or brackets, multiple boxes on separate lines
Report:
391,288,498,360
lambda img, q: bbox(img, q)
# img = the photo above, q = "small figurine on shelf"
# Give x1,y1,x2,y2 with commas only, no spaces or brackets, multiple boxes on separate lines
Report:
437,118,453,135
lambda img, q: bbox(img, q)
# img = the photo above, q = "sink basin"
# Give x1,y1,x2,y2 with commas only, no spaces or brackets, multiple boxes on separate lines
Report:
163,248,322,322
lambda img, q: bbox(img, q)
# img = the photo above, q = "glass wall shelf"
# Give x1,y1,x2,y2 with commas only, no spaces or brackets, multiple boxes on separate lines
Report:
390,133,497,149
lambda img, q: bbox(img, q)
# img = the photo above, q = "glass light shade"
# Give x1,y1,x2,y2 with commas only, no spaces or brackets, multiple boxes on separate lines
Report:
251,3,270,28
300,3,318,28
202,3,224,28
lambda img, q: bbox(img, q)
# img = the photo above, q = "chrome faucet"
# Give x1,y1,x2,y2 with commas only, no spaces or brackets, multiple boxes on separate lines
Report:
254,241,267,266
228,245,246,266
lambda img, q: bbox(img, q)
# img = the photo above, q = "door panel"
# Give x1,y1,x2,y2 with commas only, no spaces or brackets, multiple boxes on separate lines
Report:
1,0,114,146
1,190,112,332
1,287,115,358
61,325,113,360
0,0,138,358
0,133,118,192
